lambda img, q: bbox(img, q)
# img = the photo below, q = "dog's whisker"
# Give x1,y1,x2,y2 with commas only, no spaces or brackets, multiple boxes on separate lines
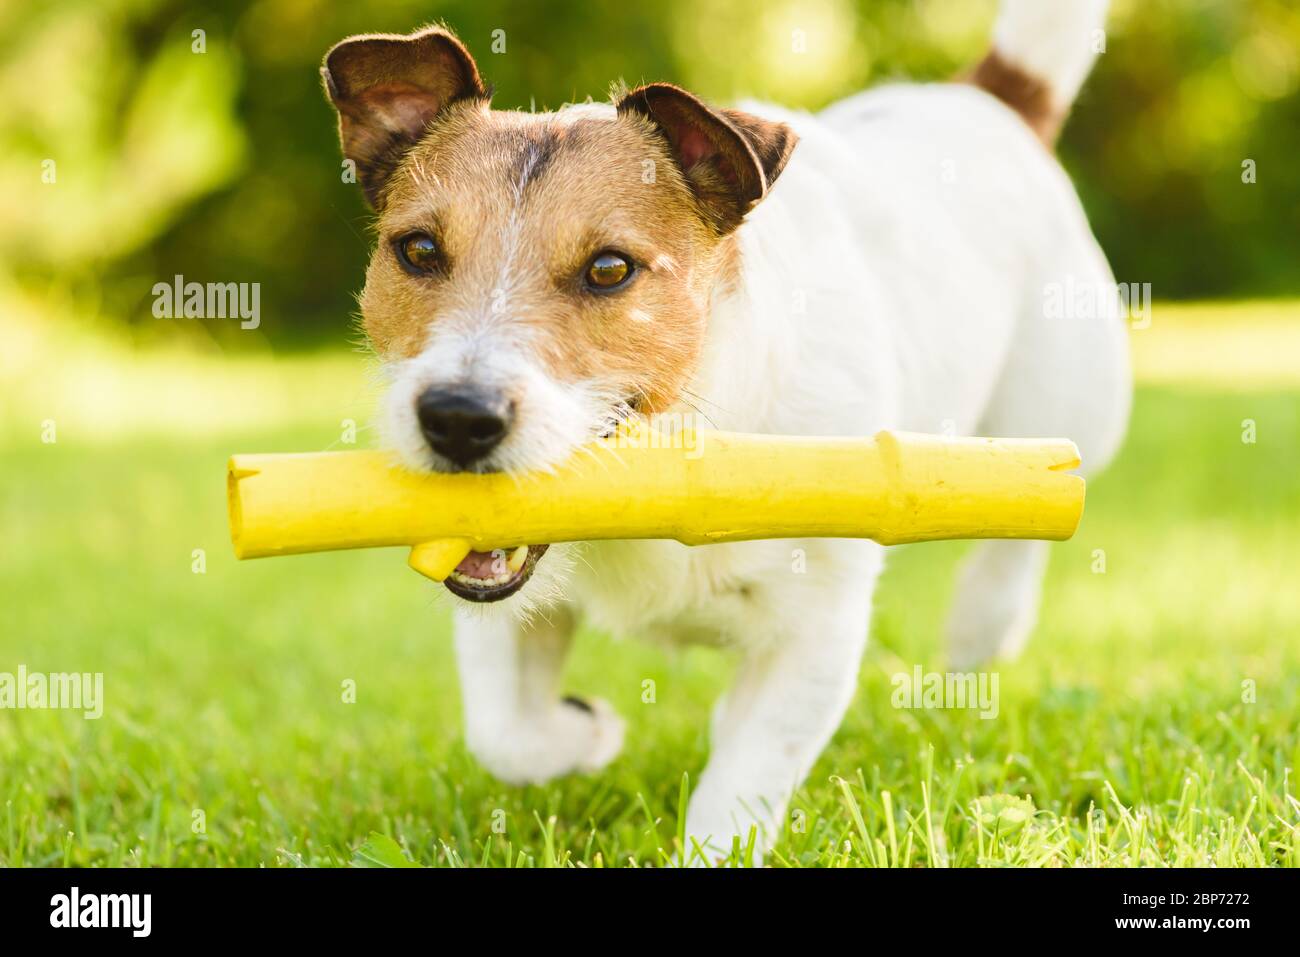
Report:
680,387,730,418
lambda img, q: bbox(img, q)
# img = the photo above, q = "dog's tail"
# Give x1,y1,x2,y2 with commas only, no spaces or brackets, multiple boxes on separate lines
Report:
969,0,1109,145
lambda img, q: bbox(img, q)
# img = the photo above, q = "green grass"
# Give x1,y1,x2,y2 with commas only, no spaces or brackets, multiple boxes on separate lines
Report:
2,310,1299,866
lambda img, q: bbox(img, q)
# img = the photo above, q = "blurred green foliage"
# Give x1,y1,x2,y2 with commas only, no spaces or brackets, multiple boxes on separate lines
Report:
3,0,1298,345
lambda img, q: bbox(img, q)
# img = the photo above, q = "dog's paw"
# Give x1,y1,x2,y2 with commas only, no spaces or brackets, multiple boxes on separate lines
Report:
562,695,625,774
467,696,624,786
681,803,770,867
677,827,764,867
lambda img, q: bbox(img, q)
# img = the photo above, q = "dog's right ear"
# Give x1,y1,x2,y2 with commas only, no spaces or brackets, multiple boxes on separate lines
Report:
321,26,486,208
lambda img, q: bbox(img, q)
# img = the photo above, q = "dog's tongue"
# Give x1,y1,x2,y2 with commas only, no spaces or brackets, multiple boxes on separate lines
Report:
453,545,529,580
455,550,500,579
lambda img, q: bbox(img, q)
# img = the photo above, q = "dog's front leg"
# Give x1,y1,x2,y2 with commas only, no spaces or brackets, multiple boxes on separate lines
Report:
685,550,879,864
454,605,624,785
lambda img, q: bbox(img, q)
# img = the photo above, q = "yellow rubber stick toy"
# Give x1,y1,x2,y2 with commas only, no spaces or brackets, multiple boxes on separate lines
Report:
227,425,1085,582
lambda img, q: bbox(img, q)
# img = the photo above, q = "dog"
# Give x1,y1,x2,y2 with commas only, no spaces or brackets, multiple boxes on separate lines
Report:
320,0,1130,863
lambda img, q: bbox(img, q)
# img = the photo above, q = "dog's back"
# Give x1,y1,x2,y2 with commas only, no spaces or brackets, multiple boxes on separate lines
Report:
683,0,1130,672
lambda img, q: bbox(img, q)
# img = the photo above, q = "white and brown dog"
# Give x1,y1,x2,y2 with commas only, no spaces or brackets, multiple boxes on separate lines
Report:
321,0,1129,863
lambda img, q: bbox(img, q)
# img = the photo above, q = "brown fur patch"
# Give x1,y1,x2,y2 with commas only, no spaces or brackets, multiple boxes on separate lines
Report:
359,104,736,413
323,26,798,426
968,51,1064,146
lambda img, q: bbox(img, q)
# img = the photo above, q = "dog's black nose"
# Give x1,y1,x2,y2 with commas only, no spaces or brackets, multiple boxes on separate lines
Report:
416,387,513,469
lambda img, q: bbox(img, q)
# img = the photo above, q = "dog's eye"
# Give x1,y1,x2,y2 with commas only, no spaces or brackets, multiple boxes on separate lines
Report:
395,232,440,274
584,252,633,291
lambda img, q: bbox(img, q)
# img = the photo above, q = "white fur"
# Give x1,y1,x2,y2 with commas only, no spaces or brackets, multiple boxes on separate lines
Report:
993,0,1110,108
381,321,625,475
413,5,1131,864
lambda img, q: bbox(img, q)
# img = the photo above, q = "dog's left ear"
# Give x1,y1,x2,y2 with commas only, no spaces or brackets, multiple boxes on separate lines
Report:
617,83,798,233
322,25,487,208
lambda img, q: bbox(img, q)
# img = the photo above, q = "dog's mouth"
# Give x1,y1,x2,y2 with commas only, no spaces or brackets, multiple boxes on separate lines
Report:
436,399,636,603
444,544,550,602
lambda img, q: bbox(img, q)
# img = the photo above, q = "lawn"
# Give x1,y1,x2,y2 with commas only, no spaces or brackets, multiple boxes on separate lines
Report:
1,302,1298,867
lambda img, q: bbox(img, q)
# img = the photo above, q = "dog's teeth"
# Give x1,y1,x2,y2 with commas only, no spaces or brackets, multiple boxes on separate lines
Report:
506,545,528,573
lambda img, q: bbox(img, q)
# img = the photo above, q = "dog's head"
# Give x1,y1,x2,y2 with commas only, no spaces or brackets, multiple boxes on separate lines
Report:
322,25,796,604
